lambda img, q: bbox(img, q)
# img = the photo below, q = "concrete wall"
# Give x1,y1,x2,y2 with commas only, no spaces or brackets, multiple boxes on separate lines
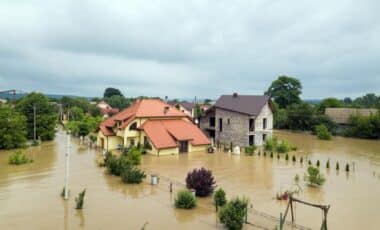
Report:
189,144,208,152
97,131,123,151
250,103,273,146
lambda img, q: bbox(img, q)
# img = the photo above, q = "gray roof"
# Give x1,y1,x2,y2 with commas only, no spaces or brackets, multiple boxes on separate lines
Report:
215,94,271,116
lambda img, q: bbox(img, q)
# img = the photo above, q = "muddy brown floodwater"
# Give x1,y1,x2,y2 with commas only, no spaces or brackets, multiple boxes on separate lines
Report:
1,130,380,230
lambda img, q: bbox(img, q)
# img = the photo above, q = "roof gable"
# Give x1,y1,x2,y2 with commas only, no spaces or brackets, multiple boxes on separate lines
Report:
215,94,271,116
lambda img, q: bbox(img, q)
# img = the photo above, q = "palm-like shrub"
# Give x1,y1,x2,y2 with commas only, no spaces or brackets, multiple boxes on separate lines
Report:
264,137,278,151
276,141,290,153
315,124,332,140
175,190,196,209
75,189,86,209
244,145,256,156
8,151,32,165
213,188,227,211
219,197,249,230
305,166,325,186
186,168,216,197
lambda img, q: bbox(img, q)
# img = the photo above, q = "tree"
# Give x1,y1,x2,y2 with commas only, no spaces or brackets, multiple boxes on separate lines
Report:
0,107,27,149
105,95,131,110
265,76,302,109
186,168,216,197
315,124,332,140
286,102,314,130
104,87,123,98
219,197,249,230
214,188,227,211
317,98,342,113
16,92,57,141
68,106,84,121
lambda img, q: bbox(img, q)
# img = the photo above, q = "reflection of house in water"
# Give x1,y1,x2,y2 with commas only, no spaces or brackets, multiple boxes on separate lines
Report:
97,99,210,156
325,108,378,133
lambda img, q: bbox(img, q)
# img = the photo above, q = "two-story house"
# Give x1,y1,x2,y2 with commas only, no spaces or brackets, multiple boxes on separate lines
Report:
200,93,274,147
97,99,210,156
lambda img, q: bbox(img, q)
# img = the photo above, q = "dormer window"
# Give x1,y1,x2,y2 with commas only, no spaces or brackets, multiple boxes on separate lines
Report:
129,122,137,131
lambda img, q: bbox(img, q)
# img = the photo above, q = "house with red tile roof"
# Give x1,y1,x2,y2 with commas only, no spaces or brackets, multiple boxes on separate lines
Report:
96,99,211,155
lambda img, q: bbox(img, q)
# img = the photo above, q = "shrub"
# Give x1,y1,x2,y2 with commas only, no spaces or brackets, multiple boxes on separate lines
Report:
8,151,33,165
315,124,332,140
264,137,278,151
126,147,142,165
213,188,227,211
186,168,216,197
305,166,326,186
121,167,146,184
75,189,86,209
219,197,249,230
106,155,132,176
244,145,256,156
174,190,196,209
336,162,340,171
276,141,290,153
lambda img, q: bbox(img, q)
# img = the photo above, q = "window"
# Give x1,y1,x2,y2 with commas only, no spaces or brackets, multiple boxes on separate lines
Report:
210,117,215,127
249,135,255,146
227,118,230,125
263,118,267,129
263,134,267,142
249,119,255,132
219,118,223,132
130,138,135,146
129,122,137,130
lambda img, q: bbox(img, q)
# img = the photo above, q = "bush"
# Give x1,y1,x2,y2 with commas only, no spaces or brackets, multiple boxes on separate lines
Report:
121,167,146,184
219,197,249,230
305,166,326,186
264,137,278,151
105,155,132,176
8,151,33,165
75,189,86,209
126,147,142,165
244,145,256,156
186,168,216,197
315,124,332,140
214,188,227,211
175,190,196,209
276,141,290,153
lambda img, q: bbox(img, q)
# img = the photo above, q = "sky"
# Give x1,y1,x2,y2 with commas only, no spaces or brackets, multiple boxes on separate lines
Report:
0,0,379,100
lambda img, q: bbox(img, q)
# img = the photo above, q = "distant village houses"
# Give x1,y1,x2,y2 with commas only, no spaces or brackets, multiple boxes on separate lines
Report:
97,99,210,156
96,100,119,118
200,93,274,147
325,108,378,125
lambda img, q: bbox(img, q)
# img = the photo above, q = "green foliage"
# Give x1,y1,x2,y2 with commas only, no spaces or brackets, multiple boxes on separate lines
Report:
75,189,86,209
194,104,202,117
104,87,123,98
126,147,142,165
105,155,132,176
276,141,290,153
89,134,97,143
8,151,33,165
286,102,314,131
264,137,278,151
16,92,57,141
68,106,84,121
317,98,342,113
121,167,146,184
0,107,27,149
305,166,325,186
60,97,90,113
345,112,380,139
104,95,132,110
315,124,332,140
244,145,256,156
174,190,196,209
265,75,302,109
214,188,227,211
219,197,249,230
66,115,102,137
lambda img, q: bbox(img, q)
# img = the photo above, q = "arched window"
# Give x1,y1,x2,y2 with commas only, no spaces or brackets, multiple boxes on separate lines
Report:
129,122,137,131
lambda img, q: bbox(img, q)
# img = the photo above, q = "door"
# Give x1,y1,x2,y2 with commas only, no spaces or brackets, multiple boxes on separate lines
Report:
179,141,189,153
100,138,104,149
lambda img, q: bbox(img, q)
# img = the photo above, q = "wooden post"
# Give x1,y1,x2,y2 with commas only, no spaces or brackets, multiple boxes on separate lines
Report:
290,196,295,223
279,213,283,230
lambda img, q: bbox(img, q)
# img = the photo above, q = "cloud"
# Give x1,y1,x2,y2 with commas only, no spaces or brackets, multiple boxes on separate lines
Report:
1,0,379,99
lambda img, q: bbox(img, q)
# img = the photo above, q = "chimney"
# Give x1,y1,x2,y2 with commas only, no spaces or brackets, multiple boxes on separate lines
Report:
164,106,170,114
233,92,238,98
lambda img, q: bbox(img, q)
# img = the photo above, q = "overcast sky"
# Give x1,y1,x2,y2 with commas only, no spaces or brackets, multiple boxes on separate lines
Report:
1,0,379,100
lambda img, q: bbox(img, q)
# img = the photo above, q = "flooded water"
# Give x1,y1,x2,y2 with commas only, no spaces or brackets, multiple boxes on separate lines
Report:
0,130,379,230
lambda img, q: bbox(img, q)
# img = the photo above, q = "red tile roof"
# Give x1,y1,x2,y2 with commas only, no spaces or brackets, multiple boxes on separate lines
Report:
140,119,210,149
99,99,188,136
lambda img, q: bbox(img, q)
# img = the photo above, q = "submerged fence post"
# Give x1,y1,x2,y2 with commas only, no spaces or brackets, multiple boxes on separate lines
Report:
64,131,71,200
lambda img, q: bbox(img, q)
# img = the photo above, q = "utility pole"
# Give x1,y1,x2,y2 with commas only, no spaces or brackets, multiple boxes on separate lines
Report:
64,131,71,200
33,104,36,141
